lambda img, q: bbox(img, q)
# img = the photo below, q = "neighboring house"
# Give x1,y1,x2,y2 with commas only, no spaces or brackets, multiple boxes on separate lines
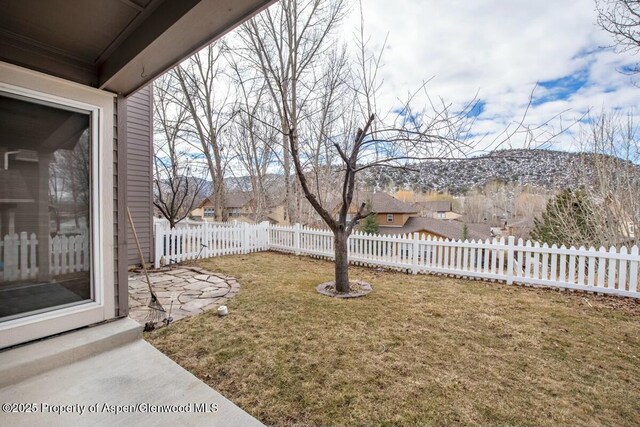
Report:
224,191,254,219
192,191,253,221
193,191,289,225
622,220,636,239
606,199,637,240
379,217,493,241
329,197,360,223
327,191,491,241
370,192,419,227
330,191,419,227
266,203,288,225
505,217,535,239
414,200,462,220
0,2,276,423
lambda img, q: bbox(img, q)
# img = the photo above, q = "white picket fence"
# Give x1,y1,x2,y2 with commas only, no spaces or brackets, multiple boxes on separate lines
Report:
0,232,90,281
154,222,640,298
154,221,267,265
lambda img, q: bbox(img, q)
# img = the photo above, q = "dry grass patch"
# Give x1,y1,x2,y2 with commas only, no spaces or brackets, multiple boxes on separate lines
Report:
147,252,640,426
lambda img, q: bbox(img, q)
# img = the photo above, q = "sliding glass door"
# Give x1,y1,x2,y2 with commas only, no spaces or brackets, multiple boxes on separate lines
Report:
0,92,93,322
0,63,115,349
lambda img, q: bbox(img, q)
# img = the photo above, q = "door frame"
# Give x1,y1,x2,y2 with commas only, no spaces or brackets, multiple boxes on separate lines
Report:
0,62,116,349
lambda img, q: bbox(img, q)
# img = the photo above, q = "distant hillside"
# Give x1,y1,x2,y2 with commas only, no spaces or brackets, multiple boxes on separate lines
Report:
362,149,638,194
190,149,639,199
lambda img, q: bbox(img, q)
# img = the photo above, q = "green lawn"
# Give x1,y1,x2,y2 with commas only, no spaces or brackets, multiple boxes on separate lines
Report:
147,252,640,426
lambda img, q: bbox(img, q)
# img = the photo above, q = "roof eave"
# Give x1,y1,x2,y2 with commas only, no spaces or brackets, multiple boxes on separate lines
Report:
99,0,276,95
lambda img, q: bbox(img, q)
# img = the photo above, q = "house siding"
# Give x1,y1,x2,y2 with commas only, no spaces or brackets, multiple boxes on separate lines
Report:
115,96,128,316
126,85,154,266
376,213,413,227
113,98,121,316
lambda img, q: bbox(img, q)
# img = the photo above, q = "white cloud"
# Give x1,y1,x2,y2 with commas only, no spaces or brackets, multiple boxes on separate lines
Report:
340,0,640,152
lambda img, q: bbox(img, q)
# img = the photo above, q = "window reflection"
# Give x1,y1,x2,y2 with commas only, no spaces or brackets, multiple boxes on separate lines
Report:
0,93,92,321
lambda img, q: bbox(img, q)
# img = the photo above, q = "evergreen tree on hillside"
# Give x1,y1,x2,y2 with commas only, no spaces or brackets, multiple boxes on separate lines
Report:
531,189,604,248
360,203,379,235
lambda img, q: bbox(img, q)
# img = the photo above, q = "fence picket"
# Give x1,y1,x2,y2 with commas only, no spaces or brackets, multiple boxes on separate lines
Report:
587,249,596,287
607,246,617,289
482,239,490,274
630,246,639,292
533,241,540,280
558,246,566,284
468,240,476,272
0,233,89,281
19,232,28,280
618,246,628,291
443,239,450,271
541,243,549,280
597,246,607,288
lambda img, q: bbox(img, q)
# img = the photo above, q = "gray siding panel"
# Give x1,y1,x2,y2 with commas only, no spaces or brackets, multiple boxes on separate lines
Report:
126,85,154,266
115,96,127,316
114,97,120,315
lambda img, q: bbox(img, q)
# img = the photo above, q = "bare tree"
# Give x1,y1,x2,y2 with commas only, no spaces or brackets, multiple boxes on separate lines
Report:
513,188,548,219
531,188,607,248
159,44,235,222
534,111,640,248
49,155,67,233
226,56,280,222
235,0,347,224
232,0,558,293
463,189,490,223
49,131,91,232
576,111,640,245
596,0,640,73
153,75,207,228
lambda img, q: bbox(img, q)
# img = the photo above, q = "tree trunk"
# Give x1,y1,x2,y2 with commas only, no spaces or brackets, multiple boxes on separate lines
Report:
334,230,350,293
282,124,293,224
73,195,79,228
214,182,225,222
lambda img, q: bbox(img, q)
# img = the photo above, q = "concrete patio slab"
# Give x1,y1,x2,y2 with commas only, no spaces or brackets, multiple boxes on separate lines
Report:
0,319,263,426
0,318,141,388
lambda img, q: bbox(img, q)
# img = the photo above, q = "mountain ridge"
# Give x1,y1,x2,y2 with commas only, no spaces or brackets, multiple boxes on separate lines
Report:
363,148,637,194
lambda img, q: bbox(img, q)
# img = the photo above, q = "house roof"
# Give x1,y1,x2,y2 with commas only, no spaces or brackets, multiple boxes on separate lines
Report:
0,95,88,151
379,217,492,241
0,0,276,95
198,191,253,209
225,191,253,208
507,217,534,228
414,200,453,212
0,169,35,203
327,191,418,215
370,192,418,214
198,188,290,210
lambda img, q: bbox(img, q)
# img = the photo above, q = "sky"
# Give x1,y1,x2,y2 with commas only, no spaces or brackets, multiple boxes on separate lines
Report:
340,0,640,152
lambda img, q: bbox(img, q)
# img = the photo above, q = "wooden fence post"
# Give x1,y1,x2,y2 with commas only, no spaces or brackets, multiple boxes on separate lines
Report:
412,233,419,274
201,221,208,258
154,221,164,268
19,231,28,280
293,223,301,256
261,221,270,250
630,246,639,293
242,222,249,254
4,233,17,280
506,236,515,284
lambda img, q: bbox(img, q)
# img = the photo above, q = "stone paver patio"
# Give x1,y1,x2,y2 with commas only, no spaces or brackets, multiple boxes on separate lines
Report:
128,266,240,325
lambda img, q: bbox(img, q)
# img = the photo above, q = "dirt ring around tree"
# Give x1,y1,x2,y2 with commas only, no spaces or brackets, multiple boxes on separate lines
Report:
316,280,373,298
